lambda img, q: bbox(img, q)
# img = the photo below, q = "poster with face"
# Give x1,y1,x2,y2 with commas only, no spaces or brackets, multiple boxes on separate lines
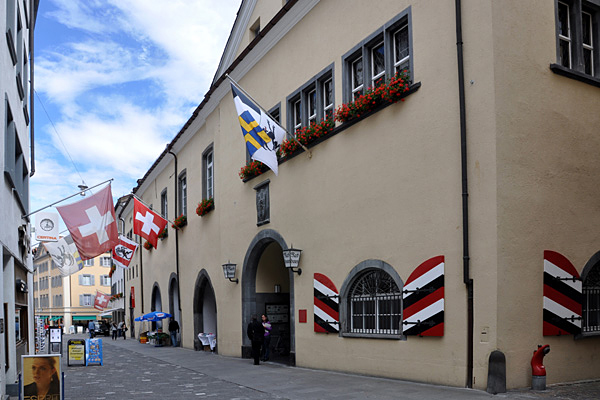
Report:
21,354,62,400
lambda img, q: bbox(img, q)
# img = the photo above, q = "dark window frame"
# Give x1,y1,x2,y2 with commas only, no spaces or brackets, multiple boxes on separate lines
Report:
202,144,214,201
342,8,413,104
178,169,187,217
552,0,600,86
286,63,335,135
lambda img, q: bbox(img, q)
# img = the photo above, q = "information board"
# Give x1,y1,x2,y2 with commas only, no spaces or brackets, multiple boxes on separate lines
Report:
85,338,103,366
67,339,86,366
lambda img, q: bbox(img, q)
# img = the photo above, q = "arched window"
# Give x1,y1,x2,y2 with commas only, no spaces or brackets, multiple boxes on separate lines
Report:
340,260,403,338
582,256,600,334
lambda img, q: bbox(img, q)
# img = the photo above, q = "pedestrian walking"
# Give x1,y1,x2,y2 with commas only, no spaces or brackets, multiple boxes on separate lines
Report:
88,320,95,339
246,314,264,365
169,318,180,347
111,322,117,340
122,322,127,340
117,321,123,338
261,314,272,361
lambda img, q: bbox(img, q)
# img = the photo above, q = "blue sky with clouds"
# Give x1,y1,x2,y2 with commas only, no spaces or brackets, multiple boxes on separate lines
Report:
32,0,240,219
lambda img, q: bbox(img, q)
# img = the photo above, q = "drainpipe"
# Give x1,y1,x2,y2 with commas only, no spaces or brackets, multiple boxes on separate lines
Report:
455,0,474,389
167,149,182,342
29,0,35,177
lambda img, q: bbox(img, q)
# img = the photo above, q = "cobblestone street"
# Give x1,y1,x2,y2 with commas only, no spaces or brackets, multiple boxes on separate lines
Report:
13,334,599,400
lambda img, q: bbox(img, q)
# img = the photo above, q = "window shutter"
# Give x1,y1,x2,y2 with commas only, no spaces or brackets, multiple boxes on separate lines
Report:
79,294,83,306
543,250,582,336
91,275,95,285
79,275,83,285
403,256,445,337
314,273,340,333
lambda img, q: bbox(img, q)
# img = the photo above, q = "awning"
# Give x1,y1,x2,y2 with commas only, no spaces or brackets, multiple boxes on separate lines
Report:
72,315,96,321
50,316,62,321
99,307,124,317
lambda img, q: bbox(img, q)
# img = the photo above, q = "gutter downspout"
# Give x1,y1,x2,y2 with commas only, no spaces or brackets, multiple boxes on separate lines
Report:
455,0,474,389
167,149,182,342
29,0,35,177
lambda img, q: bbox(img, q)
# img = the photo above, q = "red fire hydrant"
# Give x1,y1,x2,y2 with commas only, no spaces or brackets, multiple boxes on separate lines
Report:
531,344,550,390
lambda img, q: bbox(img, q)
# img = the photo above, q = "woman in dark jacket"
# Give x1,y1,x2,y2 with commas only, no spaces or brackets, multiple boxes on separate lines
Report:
24,356,60,400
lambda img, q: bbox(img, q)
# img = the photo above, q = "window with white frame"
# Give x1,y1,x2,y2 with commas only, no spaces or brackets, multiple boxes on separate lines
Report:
80,294,93,306
100,275,111,286
178,171,187,216
161,188,168,219
555,1,599,79
84,259,93,267
343,9,412,103
287,64,334,133
100,257,111,267
79,274,94,286
203,145,214,201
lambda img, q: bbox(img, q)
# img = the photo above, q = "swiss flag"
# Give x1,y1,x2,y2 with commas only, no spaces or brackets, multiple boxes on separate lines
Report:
133,198,168,249
56,184,119,260
112,235,138,269
94,290,110,310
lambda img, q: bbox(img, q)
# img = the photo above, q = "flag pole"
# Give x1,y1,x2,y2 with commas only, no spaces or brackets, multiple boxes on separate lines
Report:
131,194,182,231
225,74,312,158
22,178,114,219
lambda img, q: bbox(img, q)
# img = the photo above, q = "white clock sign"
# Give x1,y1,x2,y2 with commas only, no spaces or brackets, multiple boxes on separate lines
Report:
35,211,59,242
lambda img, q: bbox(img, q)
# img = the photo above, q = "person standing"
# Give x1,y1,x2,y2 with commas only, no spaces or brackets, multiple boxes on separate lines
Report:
261,314,272,362
169,318,180,347
88,320,95,339
122,321,127,340
246,314,265,365
117,320,124,339
111,322,117,340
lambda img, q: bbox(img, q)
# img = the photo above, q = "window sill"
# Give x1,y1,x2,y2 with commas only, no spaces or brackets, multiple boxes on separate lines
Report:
341,332,406,340
575,331,600,340
550,64,600,88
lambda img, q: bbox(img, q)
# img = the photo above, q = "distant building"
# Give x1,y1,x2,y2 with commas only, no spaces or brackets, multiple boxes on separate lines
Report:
0,0,38,397
32,246,114,333
118,0,600,392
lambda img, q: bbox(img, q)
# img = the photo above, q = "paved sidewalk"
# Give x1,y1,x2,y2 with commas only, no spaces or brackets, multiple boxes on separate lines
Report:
20,334,600,399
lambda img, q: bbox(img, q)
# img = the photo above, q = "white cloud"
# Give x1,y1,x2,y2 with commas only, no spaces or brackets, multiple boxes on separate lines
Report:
33,0,241,214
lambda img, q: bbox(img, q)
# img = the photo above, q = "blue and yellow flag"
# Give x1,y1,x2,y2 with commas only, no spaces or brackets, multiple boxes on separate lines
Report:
231,83,285,175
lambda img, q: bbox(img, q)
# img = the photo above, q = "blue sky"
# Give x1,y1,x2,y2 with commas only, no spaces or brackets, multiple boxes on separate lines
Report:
31,0,240,221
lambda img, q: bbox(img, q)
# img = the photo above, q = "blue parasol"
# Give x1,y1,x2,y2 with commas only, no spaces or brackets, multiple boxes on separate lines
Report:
134,311,172,322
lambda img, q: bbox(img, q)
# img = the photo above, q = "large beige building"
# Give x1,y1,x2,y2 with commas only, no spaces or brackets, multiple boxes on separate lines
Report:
116,0,600,391
32,246,113,332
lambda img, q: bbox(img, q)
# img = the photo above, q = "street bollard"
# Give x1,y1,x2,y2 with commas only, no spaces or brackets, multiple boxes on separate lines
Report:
531,344,550,390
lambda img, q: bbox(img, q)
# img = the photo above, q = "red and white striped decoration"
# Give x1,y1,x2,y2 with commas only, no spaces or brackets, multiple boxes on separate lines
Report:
403,256,445,336
543,250,582,336
314,273,339,333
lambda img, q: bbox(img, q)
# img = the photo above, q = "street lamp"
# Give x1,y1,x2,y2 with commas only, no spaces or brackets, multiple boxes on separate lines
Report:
78,184,88,196
282,245,302,275
222,261,238,284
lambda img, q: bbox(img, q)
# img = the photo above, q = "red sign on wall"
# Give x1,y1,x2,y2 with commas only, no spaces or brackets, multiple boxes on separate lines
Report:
130,286,135,308
299,309,307,323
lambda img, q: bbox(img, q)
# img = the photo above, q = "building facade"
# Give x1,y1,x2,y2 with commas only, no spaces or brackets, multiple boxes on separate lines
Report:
1,0,38,397
117,0,600,391
32,246,114,333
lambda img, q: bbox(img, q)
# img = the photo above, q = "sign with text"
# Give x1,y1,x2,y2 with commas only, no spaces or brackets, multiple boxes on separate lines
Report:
35,211,59,242
67,339,86,366
21,354,62,400
85,338,103,366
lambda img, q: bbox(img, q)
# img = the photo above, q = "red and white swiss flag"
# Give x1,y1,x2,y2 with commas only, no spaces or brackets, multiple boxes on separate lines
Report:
133,198,168,249
112,235,138,269
94,290,110,310
56,184,119,260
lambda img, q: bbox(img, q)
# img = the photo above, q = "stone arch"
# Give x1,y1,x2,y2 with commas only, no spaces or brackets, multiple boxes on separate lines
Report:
241,229,296,364
338,259,404,335
168,272,181,324
193,269,217,351
151,282,163,330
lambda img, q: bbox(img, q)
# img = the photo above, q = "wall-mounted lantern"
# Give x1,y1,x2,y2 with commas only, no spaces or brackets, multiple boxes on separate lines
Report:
222,261,238,284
